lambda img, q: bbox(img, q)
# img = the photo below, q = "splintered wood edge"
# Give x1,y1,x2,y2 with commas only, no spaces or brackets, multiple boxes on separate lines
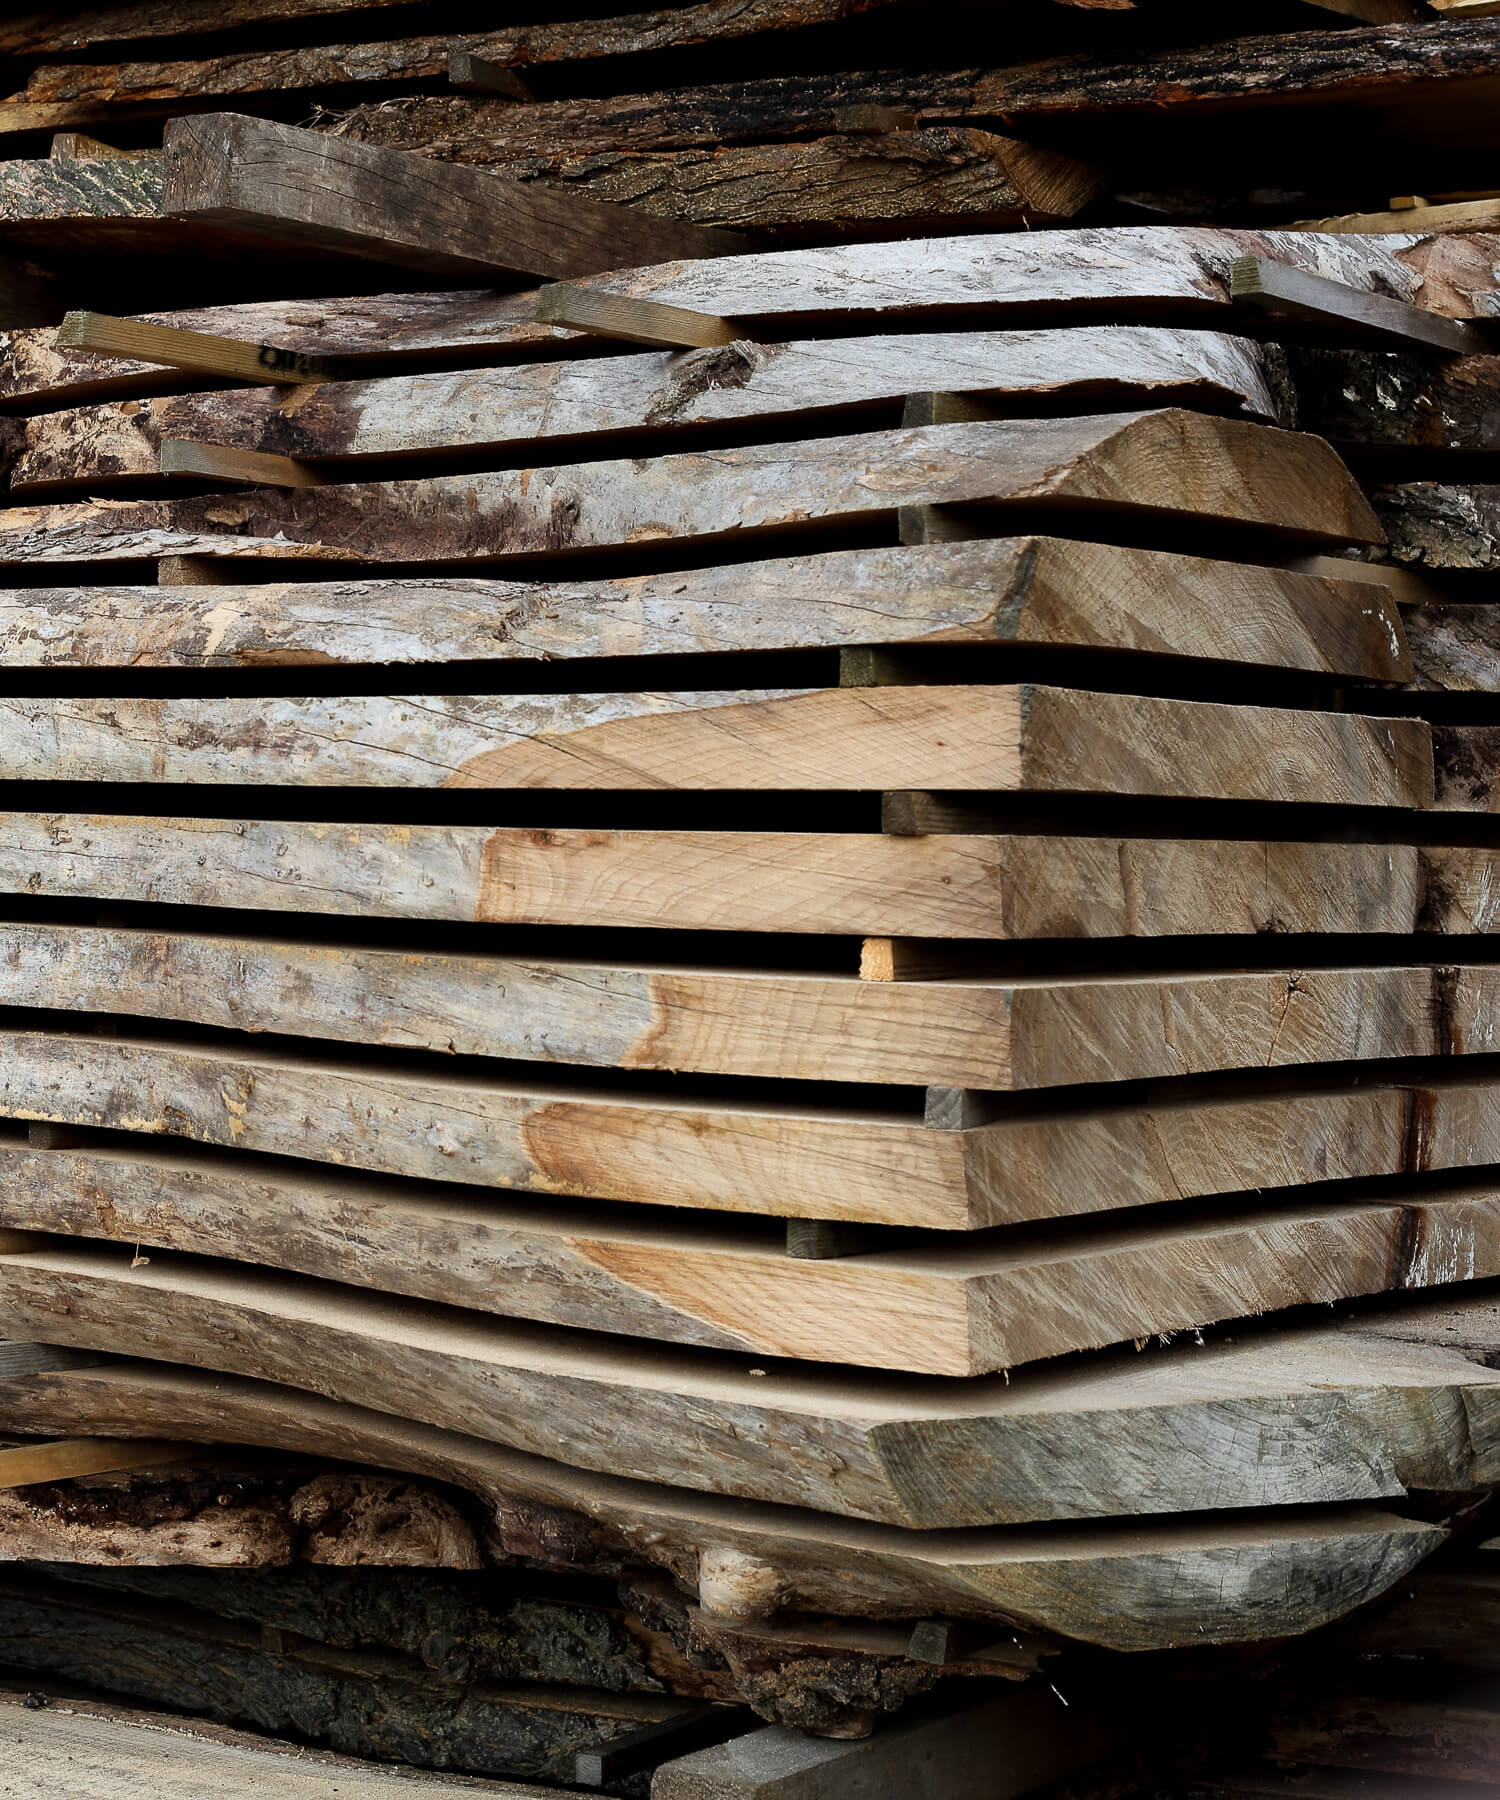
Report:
533,283,745,348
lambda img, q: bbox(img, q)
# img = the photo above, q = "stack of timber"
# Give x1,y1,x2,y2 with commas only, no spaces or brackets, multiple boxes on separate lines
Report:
9,81,1500,1784
4,205,1500,1759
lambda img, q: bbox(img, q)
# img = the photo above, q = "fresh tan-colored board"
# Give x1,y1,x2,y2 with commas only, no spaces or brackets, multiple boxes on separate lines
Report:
11,1286,1500,1535
55,311,340,383
8,1030,1500,1231
6,327,1287,494
0,1353,1442,1652
12,1135,1500,1374
0,413,1385,567
0,686,1429,802
0,921,1487,1087
0,540,1414,682
0,816,1433,938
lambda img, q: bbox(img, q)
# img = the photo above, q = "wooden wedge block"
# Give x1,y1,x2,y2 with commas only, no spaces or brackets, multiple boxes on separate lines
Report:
7,327,1288,494
0,413,1387,569
0,923,1488,1087
0,540,1413,682
18,1138,1500,1374
56,310,340,383
9,1288,1500,1537
0,686,1429,802
0,1348,1444,1652
0,1436,195,1487
158,441,327,486
1230,256,1488,354
162,112,751,282
0,815,1433,938
447,53,538,101
533,284,742,348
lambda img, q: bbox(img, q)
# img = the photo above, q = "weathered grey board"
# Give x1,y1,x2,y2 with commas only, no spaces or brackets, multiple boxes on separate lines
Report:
0,1354,1444,1651
12,1138,1500,1374
0,290,583,411
554,227,1500,330
0,413,1385,566
10,1030,1500,1232
0,686,1430,803
10,1288,1500,1536
6,328,1285,494
0,922,1488,1087
0,816,1434,937
0,539,1413,682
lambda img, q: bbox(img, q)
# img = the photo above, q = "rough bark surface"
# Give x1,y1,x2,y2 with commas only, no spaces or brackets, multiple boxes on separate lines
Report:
1372,481,1500,568
468,130,1103,237
969,18,1500,119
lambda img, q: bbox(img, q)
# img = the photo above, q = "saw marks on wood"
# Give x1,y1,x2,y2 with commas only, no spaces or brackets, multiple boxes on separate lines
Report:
0,686,1430,803
0,816,1436,936
8,1133,1500,1372
10,1029,1500,1231
0,922,1492,1086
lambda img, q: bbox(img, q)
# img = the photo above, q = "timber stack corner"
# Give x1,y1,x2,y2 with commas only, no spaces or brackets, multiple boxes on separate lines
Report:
0,2,1498,1796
